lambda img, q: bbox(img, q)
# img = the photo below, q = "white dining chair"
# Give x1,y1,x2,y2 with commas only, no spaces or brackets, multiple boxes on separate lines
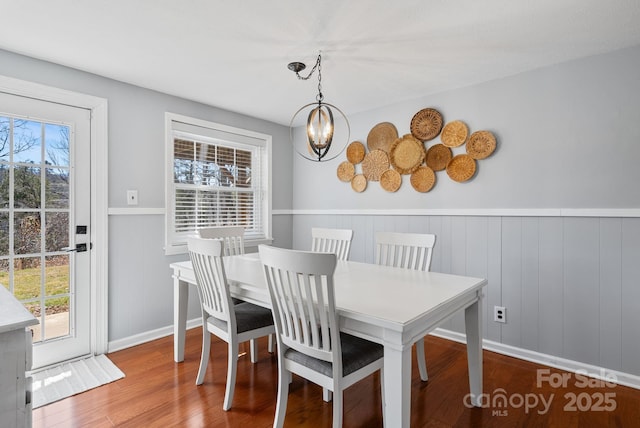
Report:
259,245,384,428
311,227,354,261
311,227,357,403
198,226,275,353
198,226,245,256
187,237,275,411
375,231,436,381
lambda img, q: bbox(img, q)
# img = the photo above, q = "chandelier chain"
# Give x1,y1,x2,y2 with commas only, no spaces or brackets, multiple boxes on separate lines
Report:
317,55,323,102
294,53,324,102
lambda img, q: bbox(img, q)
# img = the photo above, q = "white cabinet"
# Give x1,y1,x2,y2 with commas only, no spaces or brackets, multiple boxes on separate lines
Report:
0,287,38,428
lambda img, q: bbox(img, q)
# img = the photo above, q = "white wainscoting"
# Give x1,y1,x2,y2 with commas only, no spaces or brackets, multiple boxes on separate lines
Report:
289,210,640,387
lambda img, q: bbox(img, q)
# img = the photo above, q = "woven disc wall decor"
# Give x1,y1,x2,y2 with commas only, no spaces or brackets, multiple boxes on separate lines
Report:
440,120,469,147
410,166,436,193
446,154,477,182
346,141,366,164
351,174,367,192
410,108,443,141
362,149,389,181
337,161,355,182
425,144,452,171
466,130,496,159
367,122,398,153
380,169,402,192
389,134,426,174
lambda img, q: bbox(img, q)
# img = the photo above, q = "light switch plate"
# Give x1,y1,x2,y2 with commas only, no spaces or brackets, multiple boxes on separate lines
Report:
127,190,138,205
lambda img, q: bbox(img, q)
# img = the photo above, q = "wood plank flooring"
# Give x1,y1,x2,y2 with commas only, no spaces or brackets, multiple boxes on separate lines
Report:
33,328,640,427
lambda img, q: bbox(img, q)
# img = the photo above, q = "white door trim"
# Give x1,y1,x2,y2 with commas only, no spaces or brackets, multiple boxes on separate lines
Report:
0,74,109,355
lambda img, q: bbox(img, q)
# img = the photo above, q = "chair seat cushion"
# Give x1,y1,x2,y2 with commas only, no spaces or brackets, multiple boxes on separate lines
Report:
284,332,383,377
208,302,274,334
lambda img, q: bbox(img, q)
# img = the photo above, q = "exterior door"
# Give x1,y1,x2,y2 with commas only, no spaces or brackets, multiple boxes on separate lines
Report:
0,91,91,369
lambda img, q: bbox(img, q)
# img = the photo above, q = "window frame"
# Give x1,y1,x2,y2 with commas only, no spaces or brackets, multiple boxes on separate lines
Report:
164,112,272,255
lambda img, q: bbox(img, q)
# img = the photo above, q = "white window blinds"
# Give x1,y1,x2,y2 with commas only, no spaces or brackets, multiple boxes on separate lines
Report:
166,114,271,254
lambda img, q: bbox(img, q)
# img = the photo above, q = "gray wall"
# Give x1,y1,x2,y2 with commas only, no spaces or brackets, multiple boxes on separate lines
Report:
293,45,640,209
291,45,640,378
0,48,293,342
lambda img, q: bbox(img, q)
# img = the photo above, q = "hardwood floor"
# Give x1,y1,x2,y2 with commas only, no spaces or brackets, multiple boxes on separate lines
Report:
33,328,640,427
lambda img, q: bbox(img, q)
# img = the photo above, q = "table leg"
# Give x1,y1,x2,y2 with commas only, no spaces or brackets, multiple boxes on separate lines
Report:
174,277,189,362
383,345,412,428
464,297,483,406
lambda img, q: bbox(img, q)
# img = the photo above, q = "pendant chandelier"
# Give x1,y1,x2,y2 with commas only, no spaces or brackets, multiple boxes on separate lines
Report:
288,52,350,162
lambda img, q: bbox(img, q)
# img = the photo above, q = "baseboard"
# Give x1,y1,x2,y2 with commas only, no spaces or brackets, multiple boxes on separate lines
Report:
430,328,640,391
107,317,202,353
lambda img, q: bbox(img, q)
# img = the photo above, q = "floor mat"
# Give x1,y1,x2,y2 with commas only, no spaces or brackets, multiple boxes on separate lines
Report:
31,354,125,409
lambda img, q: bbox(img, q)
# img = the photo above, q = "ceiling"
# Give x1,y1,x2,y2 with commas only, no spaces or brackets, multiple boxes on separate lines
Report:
2,0,640,126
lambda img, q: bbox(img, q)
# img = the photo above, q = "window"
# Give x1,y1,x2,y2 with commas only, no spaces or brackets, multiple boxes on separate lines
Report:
165,113,271,255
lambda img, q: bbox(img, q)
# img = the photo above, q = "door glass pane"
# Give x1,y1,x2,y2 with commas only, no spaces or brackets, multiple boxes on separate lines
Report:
14,256,41,300
0,259,8,291
42,255,70,341
0,116,11,162
14,165,41,208
13,119,41,164
44,296,70,340
45,212,69,252
45,255,69,295
25,257,71,343
45,167,69,208
14,212,41,254
44,123,69,167
0,164,8,207
0,116,9,162
0,212,8,256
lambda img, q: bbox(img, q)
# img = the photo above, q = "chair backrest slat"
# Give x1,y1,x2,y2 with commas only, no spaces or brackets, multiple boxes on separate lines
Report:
188,237,234,326
311,227,353,261
260,246,338,362
375,232,436,272
198,226,245,256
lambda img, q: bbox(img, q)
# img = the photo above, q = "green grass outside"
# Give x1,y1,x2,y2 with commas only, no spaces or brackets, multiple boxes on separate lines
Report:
0,264,70,309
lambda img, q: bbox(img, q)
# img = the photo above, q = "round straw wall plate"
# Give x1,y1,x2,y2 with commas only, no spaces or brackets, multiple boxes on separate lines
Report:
380,169,402,192
466,130,496,159
362,149,389,181
346,141,366,164
410,108,443,141
367,122,398,153
337,161,355,182
351,174,367,192
440,120,469,147
425,144,452,171
446,154,477,182
389,134,426,174
410,166,436,192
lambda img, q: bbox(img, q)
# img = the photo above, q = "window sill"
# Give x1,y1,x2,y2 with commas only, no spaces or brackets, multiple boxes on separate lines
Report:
164,237,274,256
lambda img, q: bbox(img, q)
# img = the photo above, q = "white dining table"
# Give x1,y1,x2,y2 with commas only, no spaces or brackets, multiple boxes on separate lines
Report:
171,253,486,427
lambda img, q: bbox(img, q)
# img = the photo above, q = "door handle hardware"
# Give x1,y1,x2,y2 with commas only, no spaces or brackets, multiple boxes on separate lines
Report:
63,243,88,252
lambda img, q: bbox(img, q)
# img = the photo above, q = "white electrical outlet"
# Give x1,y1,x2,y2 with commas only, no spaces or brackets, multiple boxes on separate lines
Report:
127,190,138,205
494,306,506,323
